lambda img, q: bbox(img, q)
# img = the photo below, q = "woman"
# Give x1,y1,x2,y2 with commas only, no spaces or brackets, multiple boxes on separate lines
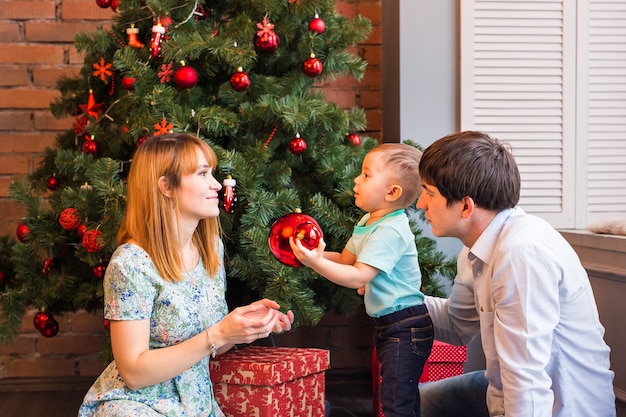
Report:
79,133,294,417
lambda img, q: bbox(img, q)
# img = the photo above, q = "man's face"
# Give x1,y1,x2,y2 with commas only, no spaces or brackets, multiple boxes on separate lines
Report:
416,182,464,239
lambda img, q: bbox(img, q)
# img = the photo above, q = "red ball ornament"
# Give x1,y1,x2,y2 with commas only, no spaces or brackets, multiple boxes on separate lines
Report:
59,208,81,231
110,0,120,12
289,134,307,155
95,0,112,8
82,139,98,156
33,311,53,332
345,133,362,146
46,176,60,191
121,76,136,90
268,209,323,267
93,263,106,279
103,319,111,331
135,136,147,148
40,318,59,337
308,14,326,34
254,32,280,54
77,224,87,238
303,53,323,77
16,222,30,243
0,270,6,287
82,229,103,253
229,67,251,92
174,63,198,89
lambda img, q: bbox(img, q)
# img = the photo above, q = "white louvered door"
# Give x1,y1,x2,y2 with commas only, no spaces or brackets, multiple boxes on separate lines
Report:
460,0,626,229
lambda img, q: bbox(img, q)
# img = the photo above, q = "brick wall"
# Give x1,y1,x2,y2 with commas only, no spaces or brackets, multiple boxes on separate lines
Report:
0,0,382,379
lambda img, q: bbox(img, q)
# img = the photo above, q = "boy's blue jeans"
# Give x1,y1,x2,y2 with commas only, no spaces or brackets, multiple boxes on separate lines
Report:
419,370,490,417
371,304,433,417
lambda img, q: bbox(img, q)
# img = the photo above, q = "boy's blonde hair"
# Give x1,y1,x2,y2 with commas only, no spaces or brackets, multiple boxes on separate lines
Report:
369,143,423,206
117,133,221,282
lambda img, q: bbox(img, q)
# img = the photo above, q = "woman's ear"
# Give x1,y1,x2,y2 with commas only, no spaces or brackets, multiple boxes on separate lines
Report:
385,184,403,202
158,176,173,198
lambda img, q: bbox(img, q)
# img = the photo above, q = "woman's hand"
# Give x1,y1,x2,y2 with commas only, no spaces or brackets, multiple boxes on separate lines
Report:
214,299,294,345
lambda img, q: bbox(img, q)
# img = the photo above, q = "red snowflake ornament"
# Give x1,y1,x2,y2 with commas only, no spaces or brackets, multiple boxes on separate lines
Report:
158,62,174,83
93,57,113,82
154,117,174,135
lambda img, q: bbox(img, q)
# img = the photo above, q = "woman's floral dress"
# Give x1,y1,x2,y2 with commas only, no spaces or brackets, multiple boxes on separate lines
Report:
78,242,228,417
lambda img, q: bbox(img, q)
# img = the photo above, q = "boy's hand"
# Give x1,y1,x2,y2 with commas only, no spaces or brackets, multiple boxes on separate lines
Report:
289,236,326,268
356,286,365,296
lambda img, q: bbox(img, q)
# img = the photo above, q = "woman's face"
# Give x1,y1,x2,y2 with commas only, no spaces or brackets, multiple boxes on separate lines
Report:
176,147,222,222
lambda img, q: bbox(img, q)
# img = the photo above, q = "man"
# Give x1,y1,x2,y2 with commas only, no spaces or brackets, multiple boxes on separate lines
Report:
416,131,615,417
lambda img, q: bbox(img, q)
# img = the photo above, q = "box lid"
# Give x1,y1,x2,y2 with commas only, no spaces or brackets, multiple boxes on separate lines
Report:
209,346,330,386
429,340,467,362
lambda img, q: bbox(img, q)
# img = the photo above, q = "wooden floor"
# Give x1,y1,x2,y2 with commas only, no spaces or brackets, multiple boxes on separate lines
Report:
0,374,374,417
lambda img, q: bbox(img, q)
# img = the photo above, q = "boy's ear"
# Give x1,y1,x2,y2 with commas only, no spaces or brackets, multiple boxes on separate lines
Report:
386,184,403,202
158,176,173,198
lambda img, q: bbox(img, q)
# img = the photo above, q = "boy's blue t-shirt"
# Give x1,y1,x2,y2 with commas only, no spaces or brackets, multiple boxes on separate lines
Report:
345,209,425,317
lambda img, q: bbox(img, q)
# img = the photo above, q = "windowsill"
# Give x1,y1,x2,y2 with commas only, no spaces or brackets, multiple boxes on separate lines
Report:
559,229,626,283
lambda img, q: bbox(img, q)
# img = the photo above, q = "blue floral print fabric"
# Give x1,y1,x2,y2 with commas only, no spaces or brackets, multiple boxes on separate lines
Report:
78,242,228,417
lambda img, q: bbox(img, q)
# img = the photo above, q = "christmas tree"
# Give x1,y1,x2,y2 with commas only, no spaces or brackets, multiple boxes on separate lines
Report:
0,0,456,344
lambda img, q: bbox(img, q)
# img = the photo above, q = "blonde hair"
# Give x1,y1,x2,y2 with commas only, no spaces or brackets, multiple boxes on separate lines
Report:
369,143,423,206
117,133,221,282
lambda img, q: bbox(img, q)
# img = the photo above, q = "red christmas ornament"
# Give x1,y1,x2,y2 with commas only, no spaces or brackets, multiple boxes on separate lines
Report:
308,14,326,34
222,176,237,214
82,137,98,156
126,25,143,48
34,311,53,332
289,133,307,155
46,176,60,191
93,263,106,279
82,229,103,253
229,67,251,92
42,257,55,278
254,16,280,54
268,209,323,267
110,0,120,12
40,318,59,337
59,208,81,231
77,224,87,238
345,132,362,146
95,0,112,8
16,222,30,243
103,319,111,331
121,76,136,90
149,23,166,59
0,270,6,287
303,53,323,77
135,136,147,148
174,62,198,89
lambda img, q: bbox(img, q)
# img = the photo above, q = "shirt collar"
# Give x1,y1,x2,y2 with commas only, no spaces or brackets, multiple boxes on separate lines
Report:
468,207,518,266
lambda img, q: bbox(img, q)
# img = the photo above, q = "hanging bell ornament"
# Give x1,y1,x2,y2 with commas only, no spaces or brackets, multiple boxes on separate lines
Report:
149,23,166,59
222,176,237,214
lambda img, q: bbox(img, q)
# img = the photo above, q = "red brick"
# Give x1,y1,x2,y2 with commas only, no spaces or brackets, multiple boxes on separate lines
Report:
25,22,102,43
323,89,357,109
71,310,106,333
0,111,33,130
39,335,103,355
362,45,381,66
365,109,382,131
0,1,56,20
3,357,77,377
61,0,116,21
33,65,81,87
0,335,37,355
0,88,60,110
0,155,31,175
359,90,382,109
69,46,85,65
78,357,107,376
0,22,22,42
0,133,56,152
33,111,73,131
361,67,382,89
0,44,65,65
0,199,25,222
0,66,30,87
336,2,358,19
357,1,382,24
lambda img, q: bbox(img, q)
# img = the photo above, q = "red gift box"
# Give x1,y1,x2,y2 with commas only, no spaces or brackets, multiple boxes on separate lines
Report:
372,340,467,416
209,346,330,417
